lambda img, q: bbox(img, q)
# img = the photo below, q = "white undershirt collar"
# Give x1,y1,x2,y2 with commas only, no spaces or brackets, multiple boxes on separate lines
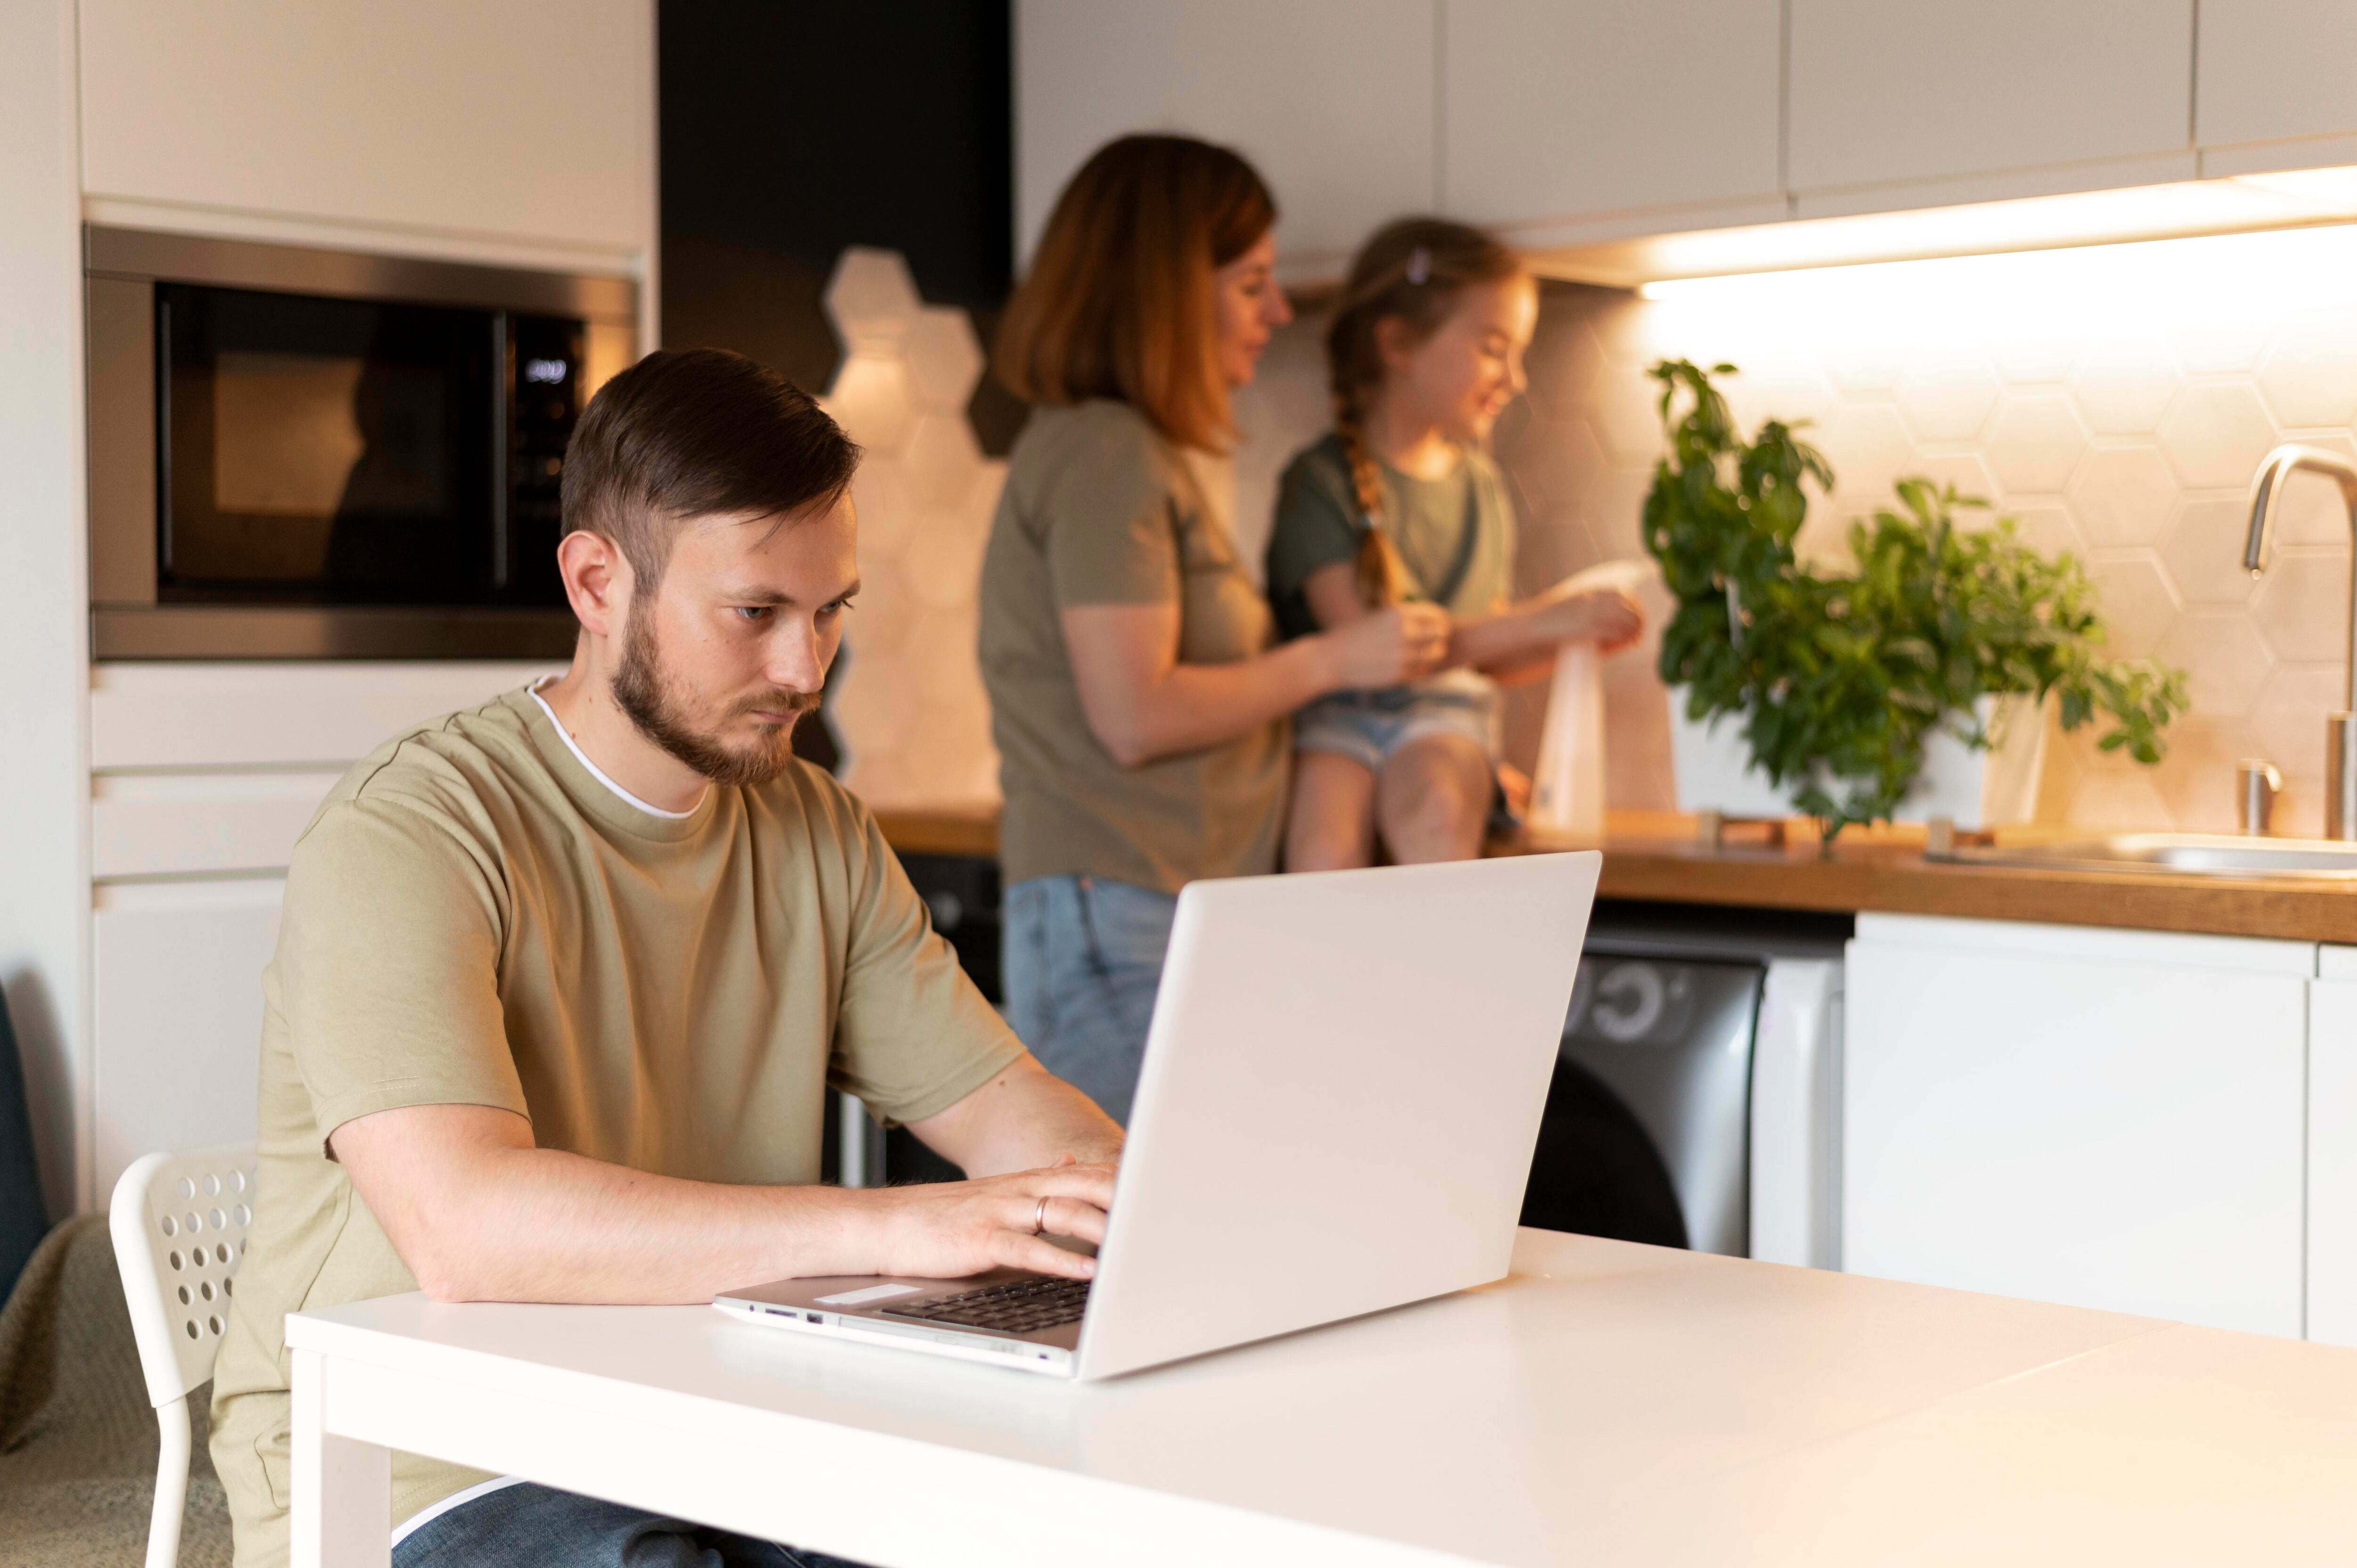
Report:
529,677,706,821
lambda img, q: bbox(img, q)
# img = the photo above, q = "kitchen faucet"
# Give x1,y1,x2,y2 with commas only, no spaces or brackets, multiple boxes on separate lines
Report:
2243,443,2357,838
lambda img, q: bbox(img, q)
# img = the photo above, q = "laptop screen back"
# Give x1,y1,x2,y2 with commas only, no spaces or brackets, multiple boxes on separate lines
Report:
1076,852,1601,1380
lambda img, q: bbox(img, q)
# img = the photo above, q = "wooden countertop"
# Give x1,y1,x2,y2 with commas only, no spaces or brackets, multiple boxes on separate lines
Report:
872,805,2357,944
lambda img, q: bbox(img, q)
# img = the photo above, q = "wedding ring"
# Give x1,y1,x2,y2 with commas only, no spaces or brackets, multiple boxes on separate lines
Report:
1032,1196,1049,1236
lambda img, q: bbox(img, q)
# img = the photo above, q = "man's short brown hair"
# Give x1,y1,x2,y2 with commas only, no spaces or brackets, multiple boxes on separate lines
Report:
560,347,859,588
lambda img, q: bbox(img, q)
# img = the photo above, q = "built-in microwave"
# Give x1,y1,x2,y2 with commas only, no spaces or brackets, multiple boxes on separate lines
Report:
84,226,638,659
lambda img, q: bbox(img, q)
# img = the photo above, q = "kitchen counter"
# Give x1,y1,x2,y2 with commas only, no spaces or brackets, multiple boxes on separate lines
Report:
873,805,2357,944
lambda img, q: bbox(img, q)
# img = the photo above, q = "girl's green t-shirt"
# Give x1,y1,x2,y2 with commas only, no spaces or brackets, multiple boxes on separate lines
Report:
1263,433,1517,644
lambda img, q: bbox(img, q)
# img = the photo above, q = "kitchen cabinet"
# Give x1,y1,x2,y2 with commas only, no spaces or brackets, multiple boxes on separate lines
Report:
91,772,348,881
1786,0,2194,202
76,660,554,1204
1438,0,1782,239
1014,0,1435,276
86,663,555,876
1022,0,2357,283
2308,948,2357,1348
1844,914,2308,1338
2197,1,2357,156
89,661,560,772
91,878,281,1206
77,0,654,267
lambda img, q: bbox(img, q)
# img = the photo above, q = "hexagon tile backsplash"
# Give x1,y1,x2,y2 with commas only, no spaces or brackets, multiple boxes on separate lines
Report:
1460,237,2357,838
827,228,2357,835
819,248,1003,808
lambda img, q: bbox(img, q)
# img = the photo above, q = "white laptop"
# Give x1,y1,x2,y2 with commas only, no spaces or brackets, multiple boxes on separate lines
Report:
715,851,1601,1380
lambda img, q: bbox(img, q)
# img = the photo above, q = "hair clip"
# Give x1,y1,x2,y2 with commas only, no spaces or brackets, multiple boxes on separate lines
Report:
1406,247,1430,286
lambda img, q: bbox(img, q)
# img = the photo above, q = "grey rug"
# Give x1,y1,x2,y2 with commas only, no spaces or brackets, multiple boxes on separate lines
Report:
0,1215,233,1567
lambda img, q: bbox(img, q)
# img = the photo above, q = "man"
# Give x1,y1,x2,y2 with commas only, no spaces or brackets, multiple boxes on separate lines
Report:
211,349,1124,1568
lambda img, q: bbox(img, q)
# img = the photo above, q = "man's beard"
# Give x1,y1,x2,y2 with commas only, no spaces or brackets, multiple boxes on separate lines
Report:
610,606,818,788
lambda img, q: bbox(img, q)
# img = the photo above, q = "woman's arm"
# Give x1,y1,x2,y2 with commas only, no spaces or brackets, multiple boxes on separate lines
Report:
1062,599,1450,768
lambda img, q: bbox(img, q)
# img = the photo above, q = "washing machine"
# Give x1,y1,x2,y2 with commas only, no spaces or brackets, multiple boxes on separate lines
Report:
1520,901,1848,1269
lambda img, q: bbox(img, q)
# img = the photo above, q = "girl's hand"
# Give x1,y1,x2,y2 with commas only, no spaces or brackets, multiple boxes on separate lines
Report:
1324,602,1453,690
1545,588,1644,651
1496,761,1533,818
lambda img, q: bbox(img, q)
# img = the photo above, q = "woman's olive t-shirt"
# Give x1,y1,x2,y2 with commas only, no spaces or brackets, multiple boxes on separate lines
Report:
1264,433,1517,643
979,400,1287,894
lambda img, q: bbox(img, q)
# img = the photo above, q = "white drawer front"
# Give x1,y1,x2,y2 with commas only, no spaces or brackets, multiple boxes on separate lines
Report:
91,772,346,879
92,878,284,1204
91,660,560,770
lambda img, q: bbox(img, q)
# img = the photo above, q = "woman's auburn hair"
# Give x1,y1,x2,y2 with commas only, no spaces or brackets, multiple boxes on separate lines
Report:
994,134,1277,453
1327,216,1524,606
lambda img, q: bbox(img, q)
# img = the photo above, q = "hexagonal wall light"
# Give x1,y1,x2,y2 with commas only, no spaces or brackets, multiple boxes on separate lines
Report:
819,247,1005,808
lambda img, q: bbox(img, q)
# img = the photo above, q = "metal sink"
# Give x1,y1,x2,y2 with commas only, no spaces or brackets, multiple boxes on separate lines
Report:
1931,832,2357,878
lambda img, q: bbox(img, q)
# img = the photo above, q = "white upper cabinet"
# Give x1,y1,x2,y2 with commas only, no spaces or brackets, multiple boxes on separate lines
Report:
1020,1,2357,279
78,0,654,265
1787,0,2194,198
1439,0,1782,237
2196,0,2357,153
1014,0,1435,278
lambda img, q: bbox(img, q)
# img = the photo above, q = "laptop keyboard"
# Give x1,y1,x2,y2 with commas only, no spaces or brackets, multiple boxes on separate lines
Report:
880,1274,1091,1334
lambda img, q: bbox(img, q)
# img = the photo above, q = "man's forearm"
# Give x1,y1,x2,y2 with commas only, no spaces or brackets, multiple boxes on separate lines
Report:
333,1073,1126,1306
908,1055,1124,1176
470,1151,868,1302
336,1108,887,1304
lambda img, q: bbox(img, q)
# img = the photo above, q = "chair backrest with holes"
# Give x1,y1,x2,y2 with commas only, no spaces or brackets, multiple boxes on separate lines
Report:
108,1143,259,1409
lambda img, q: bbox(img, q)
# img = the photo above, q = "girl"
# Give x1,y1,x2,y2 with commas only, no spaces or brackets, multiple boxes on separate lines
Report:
980,138,1451,1125
1266,218,1642,870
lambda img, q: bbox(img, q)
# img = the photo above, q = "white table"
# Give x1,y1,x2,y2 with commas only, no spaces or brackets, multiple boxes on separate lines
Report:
287,1229,2357,1568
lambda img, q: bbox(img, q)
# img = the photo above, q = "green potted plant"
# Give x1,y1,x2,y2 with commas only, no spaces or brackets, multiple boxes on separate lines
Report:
1640,358,2187,842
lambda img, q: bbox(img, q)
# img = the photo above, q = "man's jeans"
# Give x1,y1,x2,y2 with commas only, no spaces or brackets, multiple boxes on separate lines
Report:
1001,873,1178,1127
392,1479,871,1568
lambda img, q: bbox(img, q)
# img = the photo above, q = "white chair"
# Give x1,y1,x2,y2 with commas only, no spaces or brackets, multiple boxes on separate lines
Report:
109,1144,259,1568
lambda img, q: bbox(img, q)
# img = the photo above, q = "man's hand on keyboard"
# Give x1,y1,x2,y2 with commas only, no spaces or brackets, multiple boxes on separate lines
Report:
867,1158,1117,1282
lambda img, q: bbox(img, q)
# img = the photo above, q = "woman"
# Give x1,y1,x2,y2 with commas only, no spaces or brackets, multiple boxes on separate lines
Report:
980,135,1449,1125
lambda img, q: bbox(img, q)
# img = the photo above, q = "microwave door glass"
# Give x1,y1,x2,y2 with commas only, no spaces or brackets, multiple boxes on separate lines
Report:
159,284,495,600
503,313,586,602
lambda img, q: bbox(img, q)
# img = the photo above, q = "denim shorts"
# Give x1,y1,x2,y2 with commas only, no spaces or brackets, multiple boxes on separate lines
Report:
1294,682,1499,772
1000,873,1178,1127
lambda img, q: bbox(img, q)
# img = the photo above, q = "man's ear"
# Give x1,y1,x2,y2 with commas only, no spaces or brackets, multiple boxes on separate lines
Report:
556,531,631,640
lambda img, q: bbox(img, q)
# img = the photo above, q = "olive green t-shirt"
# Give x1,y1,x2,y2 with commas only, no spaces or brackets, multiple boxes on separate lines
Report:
979,400,1288,893
208,688,1023,1568
1264,433,1517,643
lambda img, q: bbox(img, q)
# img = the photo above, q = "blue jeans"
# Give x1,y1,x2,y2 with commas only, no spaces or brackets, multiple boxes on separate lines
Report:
1002,874,1178,1127
393,1479,869,1568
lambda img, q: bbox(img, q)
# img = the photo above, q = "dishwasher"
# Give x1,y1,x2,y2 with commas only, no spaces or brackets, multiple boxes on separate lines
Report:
1520,901,1848,1269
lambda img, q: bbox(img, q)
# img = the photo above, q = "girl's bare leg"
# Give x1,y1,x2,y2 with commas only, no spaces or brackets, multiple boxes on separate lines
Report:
1285,751,1379,871
1377,734,1493,863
